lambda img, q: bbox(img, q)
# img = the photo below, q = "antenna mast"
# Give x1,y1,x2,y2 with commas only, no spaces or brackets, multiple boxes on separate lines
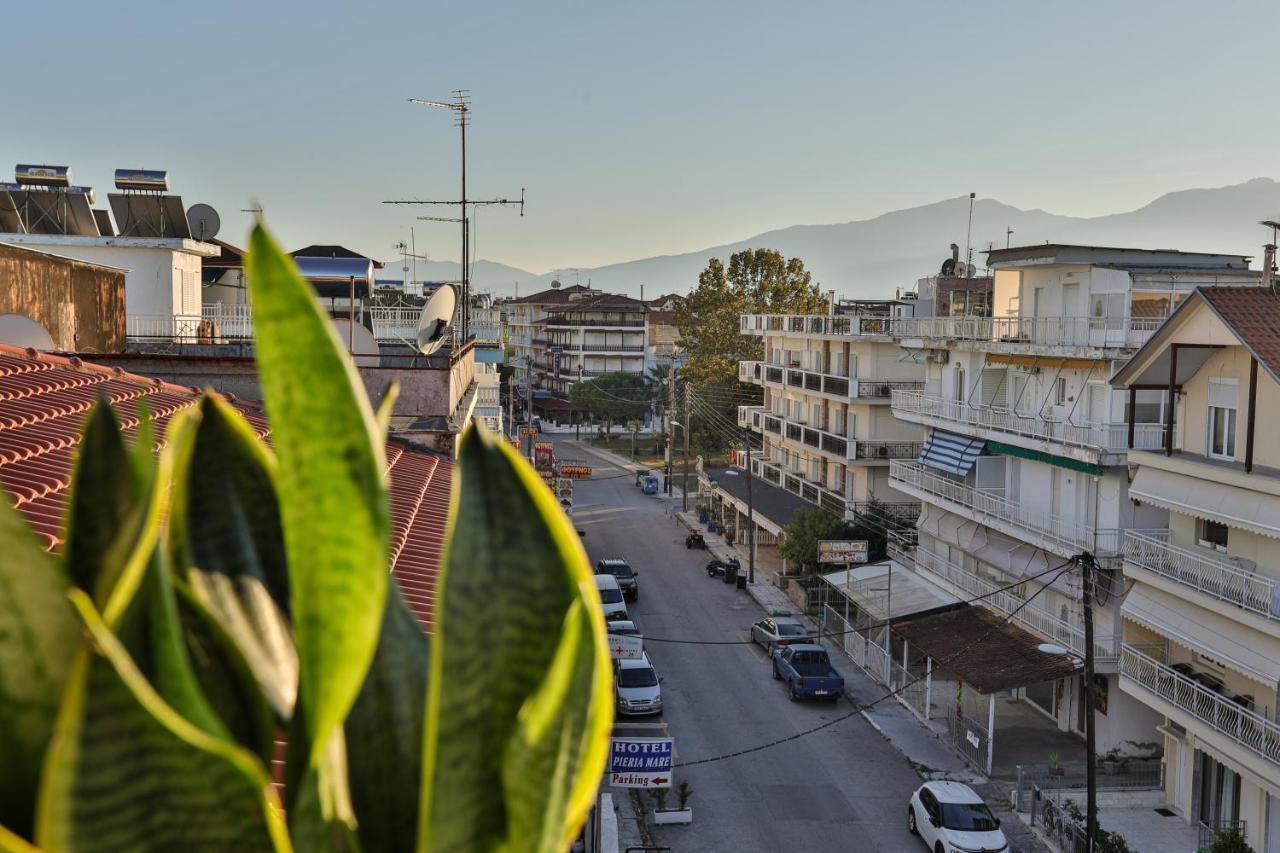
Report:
964,192,976,277
1261,220,1280,294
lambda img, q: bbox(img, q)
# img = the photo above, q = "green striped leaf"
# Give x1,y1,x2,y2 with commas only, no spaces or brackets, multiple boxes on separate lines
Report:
0,496,78,840
420,426,612,852
36,590,289,852
245,224,388,765
63,400,133,597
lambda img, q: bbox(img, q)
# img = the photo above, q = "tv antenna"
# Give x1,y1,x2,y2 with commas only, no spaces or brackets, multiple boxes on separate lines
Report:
383,91,526,340
1262,220,1280,293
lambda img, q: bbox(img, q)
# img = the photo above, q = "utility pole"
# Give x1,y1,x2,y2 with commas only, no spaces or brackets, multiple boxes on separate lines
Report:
1081,552,1098,853
526,367,535,462
744,426,755,584
383,91,525,340
964,191,976,275
665,366,675,495
682,383,691,513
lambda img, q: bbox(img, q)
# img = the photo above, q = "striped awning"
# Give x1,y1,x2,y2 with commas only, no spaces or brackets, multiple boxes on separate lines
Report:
918,429,986,476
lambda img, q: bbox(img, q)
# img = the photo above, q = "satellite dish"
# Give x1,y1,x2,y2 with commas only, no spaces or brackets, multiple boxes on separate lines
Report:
186,203,221,241
0,314,55,349
416,283,457,355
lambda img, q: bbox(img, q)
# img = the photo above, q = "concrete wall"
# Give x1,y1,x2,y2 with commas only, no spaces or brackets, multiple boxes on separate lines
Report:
1180,344,1280,469
0,243,125,352
17,241,208,317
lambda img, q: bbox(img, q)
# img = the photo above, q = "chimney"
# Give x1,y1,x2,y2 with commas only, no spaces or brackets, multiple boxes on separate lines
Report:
950,243,960,263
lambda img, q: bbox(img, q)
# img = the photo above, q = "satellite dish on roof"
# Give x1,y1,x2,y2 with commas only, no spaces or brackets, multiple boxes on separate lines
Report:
186,203,221,241
416,283,456,355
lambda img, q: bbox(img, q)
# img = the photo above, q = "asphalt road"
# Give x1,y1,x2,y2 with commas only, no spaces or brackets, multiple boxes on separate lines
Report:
556,436,927,853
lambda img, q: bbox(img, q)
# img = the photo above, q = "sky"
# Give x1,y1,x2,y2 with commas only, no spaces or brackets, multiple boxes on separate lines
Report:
4,0,1279,274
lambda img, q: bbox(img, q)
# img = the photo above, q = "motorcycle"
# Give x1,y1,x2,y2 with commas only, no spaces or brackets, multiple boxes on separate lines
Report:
685,532,707,550
705,557,740,578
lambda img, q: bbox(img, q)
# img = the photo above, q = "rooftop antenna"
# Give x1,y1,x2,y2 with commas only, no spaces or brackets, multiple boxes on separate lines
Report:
1262,220,1280,294
384,91,526,340
1006,226,1014,249
964,192,976,277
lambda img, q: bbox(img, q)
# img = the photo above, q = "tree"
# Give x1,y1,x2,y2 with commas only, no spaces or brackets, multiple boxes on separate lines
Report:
1209,827,1254,853
0,225,611,852
779,507,850,574
570,371,650,435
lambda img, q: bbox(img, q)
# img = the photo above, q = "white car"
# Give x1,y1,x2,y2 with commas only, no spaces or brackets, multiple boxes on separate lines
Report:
614,653,662,716
907,781,1008,853
593,574,629,621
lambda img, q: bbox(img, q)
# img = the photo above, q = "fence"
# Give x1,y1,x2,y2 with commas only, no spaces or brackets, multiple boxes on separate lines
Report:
1014,759,1164,814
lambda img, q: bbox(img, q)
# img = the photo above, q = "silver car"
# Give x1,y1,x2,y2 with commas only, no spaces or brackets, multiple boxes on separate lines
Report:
615,654,662,716
750,616,814,652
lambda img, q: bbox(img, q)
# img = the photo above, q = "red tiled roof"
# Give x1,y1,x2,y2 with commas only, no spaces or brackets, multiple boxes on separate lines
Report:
1197,286,1280,386
510,284,596,305
0,343,449,632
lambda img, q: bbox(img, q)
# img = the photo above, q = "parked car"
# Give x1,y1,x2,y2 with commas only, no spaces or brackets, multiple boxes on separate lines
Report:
907,781,1007,853
771,644,844,702
593,574,629,621
614,653,662,716
750,616,814,652
595,558,638,602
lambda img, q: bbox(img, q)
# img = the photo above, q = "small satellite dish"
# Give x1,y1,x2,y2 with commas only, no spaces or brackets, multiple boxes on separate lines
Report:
416,283,457,355
186,203,221,241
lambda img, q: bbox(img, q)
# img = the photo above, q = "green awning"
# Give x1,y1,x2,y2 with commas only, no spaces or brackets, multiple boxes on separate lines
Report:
985,440,1104,476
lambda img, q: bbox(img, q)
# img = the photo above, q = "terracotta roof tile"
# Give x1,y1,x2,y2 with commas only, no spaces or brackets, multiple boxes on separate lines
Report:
0,343,451,633
1197,286,1280,385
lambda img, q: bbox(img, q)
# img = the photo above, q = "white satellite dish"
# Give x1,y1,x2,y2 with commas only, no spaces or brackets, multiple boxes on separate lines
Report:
416,283,456,355
186,203,221,241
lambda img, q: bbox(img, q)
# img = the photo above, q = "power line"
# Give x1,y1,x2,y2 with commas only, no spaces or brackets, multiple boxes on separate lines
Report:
675,560,1075,768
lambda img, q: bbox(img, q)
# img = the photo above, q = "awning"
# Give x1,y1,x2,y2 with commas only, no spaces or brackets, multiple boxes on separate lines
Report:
1130,468,1280,540
892,606,1081,694
820,561,962,622
918,429,985,476
1123,585,1280,685
986,440,1104,477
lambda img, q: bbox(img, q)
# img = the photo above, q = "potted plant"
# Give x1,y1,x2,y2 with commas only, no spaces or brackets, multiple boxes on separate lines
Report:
1048,752,1065,777
653,781,693,825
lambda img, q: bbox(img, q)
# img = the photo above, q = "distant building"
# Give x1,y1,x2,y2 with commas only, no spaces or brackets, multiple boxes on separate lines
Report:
0,243,125,353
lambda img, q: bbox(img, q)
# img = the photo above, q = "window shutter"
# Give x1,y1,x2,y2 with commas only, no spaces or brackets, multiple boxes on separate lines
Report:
1208,379,1237,409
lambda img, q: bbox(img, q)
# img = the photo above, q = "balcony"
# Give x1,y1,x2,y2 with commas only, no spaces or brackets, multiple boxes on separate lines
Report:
1124,531,1280,625
578,344,646,353
891,315,1161,352
746,361,922,403
889,460,1123,558
737,405,765,428
1120,645,1280,769
542,315,645,328
752,458,851,518
126,304,436,345
892,390,1168,461
740,313,895,338
891,540,1118,665
849,440,923,462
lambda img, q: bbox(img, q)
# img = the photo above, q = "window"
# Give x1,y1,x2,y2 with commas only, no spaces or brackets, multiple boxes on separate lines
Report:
1208,379,1237,460
954,364,966,402
1197,519,1229,553
1054,377,1067,406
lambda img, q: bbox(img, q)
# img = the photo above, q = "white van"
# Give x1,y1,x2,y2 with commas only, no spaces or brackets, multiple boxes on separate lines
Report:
593,574,629,621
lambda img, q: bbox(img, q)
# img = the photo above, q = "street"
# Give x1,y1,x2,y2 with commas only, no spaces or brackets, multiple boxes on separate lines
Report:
554,435,926,853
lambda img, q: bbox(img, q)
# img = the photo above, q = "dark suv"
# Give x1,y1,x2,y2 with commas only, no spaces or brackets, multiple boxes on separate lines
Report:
595,558,638,602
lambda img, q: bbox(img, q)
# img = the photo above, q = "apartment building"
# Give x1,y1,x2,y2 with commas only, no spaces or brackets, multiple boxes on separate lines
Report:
537,293,649,395
738,301,925,525
1112,286,1280,850
505,283,597,392
888,244,1261,757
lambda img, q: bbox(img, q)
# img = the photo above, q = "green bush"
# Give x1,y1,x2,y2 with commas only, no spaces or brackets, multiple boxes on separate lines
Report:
1210,826,1254,853
0,224,613,852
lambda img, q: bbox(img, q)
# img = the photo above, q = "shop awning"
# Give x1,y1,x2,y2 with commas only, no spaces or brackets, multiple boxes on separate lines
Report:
820,561,962,622
986,440,1104,477
918,429,985,476
892,607,1081,694
1122,585,1280,685
1130,467,1280,540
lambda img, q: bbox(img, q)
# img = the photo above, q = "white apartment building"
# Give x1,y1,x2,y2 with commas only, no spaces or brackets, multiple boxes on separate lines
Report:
738,303,925,525
888,244,1260,758
1112,286,1280,850
537,293,648,395
504,283,598,396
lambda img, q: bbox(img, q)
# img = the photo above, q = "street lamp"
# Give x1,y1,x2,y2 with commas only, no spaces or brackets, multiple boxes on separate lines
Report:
1038,641,1096,853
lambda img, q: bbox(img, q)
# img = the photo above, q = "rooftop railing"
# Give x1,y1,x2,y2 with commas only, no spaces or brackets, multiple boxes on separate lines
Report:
1124,531,1280,623
741,313,895,337
126,304,438,345
891,314,1162,350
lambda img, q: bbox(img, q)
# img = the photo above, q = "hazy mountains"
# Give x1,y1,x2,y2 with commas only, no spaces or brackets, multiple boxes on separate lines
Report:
394,178,1280,300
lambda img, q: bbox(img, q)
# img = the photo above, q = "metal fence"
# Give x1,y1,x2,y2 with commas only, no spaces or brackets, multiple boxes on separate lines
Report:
1014,759,1163,813
946,708,991,772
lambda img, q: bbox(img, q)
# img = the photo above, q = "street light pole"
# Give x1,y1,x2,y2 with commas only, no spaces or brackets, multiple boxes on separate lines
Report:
744,426,755,584
682,383,691,513
1081,553,1098,853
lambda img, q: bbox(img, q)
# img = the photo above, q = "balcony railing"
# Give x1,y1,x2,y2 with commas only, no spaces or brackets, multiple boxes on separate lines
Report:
891,541,1117,662
747,362,922,401
888,460,1123,557
1124,531,1280,623
849,440,923,461
127,304,441,345
737,405,765,428
851,379,925,399
892,390,1168,454
578,344,646,353
542,316,645,328
1121,645,1280,768
740,313,895,337
891,315,1162,350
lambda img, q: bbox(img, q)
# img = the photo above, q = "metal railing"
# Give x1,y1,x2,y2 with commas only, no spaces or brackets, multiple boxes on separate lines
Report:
890,541,1116,661
741,313,895,337
891,390,1167,453
542,316,645,328
1120,645,1280,768
891,314,1163,350
1198,820,1247,850
737,405,764,427
889,460,1123,557
1123,531,1280,623
851,379,925,399
578,344,646,353
127,304,432,345
849,440,922,461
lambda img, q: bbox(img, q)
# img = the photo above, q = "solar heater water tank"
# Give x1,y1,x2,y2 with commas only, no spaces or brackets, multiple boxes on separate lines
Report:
15,164,72,188
114,169,169,192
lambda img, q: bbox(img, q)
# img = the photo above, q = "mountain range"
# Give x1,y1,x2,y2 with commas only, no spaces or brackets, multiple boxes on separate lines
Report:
387,178,1280,300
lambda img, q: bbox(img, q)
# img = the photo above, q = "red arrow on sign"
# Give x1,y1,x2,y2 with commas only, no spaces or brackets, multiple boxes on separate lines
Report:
649,777,668,786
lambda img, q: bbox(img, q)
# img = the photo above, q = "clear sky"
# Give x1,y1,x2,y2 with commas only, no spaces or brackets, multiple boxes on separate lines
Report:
4,0,1278,273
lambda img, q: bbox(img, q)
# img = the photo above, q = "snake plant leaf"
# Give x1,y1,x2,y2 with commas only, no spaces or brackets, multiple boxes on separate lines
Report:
0,496,78,840
37,590,290,852
63,399,133,596
344,583,429,852
246,224,388,764
174,579,277,761
284,729,362,853
0,822,39,853
500,599,607,853
420,426,612,852
167,396,298,720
